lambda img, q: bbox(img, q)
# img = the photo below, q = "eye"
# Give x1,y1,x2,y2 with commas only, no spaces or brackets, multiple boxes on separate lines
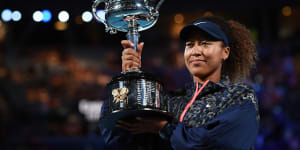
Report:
185,42,194,48
200,41,210,46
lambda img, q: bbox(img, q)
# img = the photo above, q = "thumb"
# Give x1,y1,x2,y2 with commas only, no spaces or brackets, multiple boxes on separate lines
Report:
121,40,134,49
137,42,144,56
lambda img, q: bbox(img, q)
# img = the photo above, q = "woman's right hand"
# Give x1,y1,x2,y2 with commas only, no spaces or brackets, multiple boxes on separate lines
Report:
121,40,144,72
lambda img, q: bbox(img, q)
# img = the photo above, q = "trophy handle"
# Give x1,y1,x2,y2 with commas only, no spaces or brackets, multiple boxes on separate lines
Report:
155,0,165,12
92,0,108,29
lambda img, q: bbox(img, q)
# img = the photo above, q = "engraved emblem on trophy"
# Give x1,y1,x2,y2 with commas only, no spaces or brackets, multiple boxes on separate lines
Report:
112,87,129,104
92,0,169,129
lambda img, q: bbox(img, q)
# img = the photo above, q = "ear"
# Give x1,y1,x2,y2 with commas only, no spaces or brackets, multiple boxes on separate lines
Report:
222,46,230,60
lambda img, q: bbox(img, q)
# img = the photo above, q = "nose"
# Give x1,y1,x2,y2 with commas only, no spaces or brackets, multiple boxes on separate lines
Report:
191,44,202,56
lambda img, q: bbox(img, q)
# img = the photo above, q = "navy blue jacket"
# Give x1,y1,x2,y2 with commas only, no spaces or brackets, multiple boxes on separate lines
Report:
100,77,260,150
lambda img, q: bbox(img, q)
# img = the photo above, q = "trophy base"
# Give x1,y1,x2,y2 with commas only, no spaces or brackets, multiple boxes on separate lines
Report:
99,109,173,130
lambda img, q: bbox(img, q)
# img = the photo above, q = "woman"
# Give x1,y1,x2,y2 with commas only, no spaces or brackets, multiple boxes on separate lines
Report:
100,16,260,150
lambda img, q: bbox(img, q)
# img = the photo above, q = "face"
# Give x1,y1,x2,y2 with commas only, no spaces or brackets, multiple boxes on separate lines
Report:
184,31,230,81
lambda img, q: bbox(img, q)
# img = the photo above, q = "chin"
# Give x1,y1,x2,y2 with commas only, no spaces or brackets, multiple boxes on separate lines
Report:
190,70,207,78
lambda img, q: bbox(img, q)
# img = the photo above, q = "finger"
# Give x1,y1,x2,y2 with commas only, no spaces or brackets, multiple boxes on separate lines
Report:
116,123,130,129
137,42,144,56
136,117,163,122
117,120,143,129
125,64,131,72
122,59,141,70
116,124,130,130
122,49,141,59
122,62,140,70
117,120,133,127
121,40,134,49
123,65,130,72
122,61,141,70
122,54,140,63
127,125,146,134
116,123,137,131
131,125,153,135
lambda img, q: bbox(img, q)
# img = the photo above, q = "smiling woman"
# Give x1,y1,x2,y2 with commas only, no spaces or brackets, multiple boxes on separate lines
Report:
183,30,230,83
100,16,259,150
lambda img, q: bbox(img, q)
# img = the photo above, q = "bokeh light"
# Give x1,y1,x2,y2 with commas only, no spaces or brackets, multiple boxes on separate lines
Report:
82,11,93,23
282,6,292,17
0,20,7,41
54,21,68,31
1,9,12,22
33,11,43,22
42,9,52,23
58,11,70,22
203,11,214,17
11,11,22,22
174,13,184,24
75,16,83,24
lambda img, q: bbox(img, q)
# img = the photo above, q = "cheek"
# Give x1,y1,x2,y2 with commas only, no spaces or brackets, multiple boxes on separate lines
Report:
184,51,189,64
206,49,223,66
202,48,214,57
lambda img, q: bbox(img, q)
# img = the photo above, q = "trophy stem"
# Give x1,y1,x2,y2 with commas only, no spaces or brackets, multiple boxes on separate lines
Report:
126,19,140,52
126,19,140,72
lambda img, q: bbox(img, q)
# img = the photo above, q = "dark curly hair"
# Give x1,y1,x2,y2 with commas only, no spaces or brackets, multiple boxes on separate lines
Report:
199,16,257,82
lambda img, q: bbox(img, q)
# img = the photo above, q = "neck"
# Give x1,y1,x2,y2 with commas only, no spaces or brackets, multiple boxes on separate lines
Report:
193,76,220,84
193,68,222,84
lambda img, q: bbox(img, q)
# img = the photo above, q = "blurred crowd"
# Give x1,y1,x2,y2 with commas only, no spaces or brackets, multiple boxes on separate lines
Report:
253,36,300,149
1,33,300,150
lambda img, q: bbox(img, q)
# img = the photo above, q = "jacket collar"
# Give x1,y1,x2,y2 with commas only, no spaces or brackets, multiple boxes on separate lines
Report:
185,76,230,96
214,75,231,88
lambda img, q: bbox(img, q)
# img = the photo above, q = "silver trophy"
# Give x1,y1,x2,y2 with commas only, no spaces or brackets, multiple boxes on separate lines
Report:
92,0,169,129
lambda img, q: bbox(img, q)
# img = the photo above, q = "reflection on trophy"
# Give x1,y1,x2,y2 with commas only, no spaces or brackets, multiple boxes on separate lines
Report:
92,0,169,129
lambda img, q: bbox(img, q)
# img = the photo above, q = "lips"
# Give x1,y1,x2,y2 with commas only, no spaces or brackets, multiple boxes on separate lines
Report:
189,59,206,64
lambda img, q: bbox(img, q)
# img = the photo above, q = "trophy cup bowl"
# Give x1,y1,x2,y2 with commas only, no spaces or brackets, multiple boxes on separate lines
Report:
92,0,164,33
92,0,170,130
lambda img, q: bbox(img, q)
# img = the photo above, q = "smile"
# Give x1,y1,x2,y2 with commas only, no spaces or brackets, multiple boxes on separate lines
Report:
189,59,206,64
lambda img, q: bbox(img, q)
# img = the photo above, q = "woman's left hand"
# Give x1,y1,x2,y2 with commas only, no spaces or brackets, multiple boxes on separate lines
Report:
116,117,168,135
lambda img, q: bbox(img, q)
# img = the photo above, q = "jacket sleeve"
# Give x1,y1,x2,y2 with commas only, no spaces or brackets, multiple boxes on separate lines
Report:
99,99,137,150
160,91,260,150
